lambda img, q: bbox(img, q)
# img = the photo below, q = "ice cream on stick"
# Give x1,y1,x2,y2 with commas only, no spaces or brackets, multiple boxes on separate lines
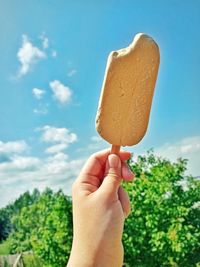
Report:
96,33,160,154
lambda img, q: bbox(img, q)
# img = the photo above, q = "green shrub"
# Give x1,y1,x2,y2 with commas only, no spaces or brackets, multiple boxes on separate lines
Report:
9,189,73,267
22,252,43,267
0,239,11,255
123,151,200,266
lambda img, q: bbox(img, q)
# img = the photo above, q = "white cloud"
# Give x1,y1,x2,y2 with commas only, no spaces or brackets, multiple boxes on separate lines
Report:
1,135,200,209
12,156,40,170
17,35,46,76
39,125,77,144
33,102,49,115
38,124,77,156
33,107,48,115
0,144,85,208
67,69,77,77
48,152,69,162
45,153,69,174
45,143,68,154
32,88,45,99
49,80,72,104
0,130,81,207
51,50,57,58
0,140,29,156
0,156,41,172
43,38,49,49
155,136,200,176
40,34,49,49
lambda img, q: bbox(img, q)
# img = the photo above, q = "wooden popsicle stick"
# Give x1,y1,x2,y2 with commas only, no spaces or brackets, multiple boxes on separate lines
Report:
111,145,121,155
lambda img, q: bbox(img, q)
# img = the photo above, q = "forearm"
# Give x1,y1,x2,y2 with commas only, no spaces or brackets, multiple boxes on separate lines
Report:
67,151,133,267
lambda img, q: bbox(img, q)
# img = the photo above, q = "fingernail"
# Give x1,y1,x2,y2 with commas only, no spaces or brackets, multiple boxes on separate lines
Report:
108,154,120,168
128,168,134,175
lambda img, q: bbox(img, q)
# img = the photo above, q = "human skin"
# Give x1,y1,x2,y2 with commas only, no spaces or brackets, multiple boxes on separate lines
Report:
67,149,134,267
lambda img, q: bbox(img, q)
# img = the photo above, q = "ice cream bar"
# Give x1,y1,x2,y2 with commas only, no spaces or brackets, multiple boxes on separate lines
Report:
95,33,160,153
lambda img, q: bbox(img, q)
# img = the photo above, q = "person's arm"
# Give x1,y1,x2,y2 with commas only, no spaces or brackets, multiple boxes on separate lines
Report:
67,149,134,267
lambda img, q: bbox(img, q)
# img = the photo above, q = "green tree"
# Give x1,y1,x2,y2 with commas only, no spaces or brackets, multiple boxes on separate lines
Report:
0,189,40,242
9,188,73,267
123,151,200,267
3,152,200,267
0,209,12,241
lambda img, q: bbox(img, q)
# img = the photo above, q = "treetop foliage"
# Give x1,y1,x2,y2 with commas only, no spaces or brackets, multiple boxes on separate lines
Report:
0,151,199,267
123,151,200,266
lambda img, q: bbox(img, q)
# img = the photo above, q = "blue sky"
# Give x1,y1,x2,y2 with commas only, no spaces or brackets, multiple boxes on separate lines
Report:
0,0,200,207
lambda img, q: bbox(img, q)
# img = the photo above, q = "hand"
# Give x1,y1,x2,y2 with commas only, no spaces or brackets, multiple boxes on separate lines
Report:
67,149,134,267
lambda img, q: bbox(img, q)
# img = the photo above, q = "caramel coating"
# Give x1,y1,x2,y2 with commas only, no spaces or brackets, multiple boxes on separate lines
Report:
96,33,160,146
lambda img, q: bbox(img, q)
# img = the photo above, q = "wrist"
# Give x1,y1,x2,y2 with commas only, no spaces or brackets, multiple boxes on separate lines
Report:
67,239,123,267
67,244,96,267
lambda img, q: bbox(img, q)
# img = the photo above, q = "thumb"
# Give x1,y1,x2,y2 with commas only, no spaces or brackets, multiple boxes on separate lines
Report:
100,154,122,195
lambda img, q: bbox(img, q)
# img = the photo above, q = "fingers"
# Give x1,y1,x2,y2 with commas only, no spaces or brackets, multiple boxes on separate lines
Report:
78,148,131,182
73,149,134,197
122,162,135,182
118,186,131,218
100,154,122,195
